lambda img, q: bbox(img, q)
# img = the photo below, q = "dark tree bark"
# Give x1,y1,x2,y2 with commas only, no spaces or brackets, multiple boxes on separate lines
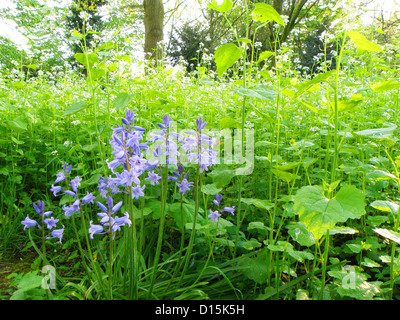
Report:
143,0,164,67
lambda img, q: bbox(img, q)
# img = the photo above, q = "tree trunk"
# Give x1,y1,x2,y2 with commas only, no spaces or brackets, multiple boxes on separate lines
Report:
143,0,164,67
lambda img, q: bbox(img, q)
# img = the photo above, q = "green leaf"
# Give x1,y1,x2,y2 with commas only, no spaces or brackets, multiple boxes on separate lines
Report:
251,3,284,26
294,185,365,240
241,240,262,250
238,249,269,284
348,30,383,52
271,168,299,183
267,241,314,263
371,79,400,93
74,52,98,69
374,228,400,244
247,221,270,236
353,126,396,140
234,85,277,101
256,50,274,64
207,0,232,12
214,43,242,77
201,183,223,195
7,119,27,132
90,68,106,81
294,70,336,98
113,92,134,109
170,202,205,229
241,198,274,211
287,222,316,247
97,42,114,51
209,167,236,188
218,117,239,128
370,200,399,214
63,101,87,116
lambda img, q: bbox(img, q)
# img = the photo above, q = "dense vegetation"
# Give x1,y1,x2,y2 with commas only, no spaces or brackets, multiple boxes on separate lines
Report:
1,0,400,301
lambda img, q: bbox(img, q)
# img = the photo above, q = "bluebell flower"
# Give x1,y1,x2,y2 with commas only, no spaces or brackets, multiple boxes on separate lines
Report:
21,215,39,230
62,198,80,217
208,209,221,222
50,185,62,197
213,194,222,206
64,190,77,197
196,117,207,132
223,206,235,215
145,171,161,186
82,191,96,204
89,196,129,239
89,221,105,239
176,178,194,195
44,217,59,230
54,171,65,184
70,176,82,193
131,184,145,200
46,225,64,243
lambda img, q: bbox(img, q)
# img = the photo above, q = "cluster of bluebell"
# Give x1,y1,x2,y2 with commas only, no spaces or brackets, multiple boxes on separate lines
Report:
208,193,235,222
89,195,131,239
21,200,64,243
97,110,217,201
22,110,223,242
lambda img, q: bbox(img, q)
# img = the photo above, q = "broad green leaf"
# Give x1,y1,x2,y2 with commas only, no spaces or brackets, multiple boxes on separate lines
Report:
234,85,277,101
247,221,270,236
256,50,274,64
170,202,205,229
113,92,134,109
271,168,299,183
97,42,114,51
214,43,242,77
334,185,366,222
201,183,223,195
328,266,380,300
207,0,233,12
267,241,314,262
72,29,83,38
328,226,358,235
82,144,99,152
287,222,316,247
63,101,87,116
337,99,362,112
90,68,106,81
218,117,239,128
370,200,399,214
240,240,262,250
366,170,398,181
353,126,396,140
294,185,365,240
209,167,236,188
238,249,269,284
374,228,400,244
7,119,27,132
251,3,284,26
371,79,400,93
74,52,98,68
241,198,274,211
118,55,131,63
294,70,336,98
348,30,383,52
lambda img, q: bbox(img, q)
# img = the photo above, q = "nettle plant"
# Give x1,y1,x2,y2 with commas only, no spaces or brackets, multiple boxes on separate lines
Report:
21,110,236,299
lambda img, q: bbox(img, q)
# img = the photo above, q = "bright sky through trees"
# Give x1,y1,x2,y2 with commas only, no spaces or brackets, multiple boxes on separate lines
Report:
0,0,398,51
